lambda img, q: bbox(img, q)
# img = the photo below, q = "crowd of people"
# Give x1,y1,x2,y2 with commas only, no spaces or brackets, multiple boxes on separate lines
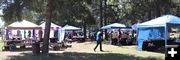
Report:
92,29,134,46
110,29,130,45
64,31,84,40
93,29,135,52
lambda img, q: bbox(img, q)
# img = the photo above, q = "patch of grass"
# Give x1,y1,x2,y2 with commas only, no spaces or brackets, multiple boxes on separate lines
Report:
0,56,6,60
0,41,164,60
6,52,163,60
0,37,4,51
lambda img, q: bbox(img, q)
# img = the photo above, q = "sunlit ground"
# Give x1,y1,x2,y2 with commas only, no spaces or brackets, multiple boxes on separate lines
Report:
0,39,165,60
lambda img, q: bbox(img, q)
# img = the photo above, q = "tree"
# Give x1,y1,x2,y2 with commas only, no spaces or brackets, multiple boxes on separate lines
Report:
1,0,180,55
125,0,180,23
42,0,52,55
0,0,96,54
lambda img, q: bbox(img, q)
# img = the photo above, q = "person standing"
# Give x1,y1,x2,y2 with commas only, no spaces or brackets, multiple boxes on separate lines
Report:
94,29,103,52
38,30,43,42
111,31,119,45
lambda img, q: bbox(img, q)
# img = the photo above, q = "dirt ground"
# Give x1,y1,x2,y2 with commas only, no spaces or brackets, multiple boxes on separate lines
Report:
0,41,165,60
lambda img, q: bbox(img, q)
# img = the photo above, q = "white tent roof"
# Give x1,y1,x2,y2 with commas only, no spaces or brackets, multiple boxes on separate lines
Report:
7,20,41,29
39,22,61,29
62,25,81,30
138,15,180,27
101,23,126,29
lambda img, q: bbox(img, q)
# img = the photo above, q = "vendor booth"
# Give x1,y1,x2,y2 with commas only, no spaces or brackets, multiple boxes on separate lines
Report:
39,22,61,43
137,15,180,51
3,20,41,50
59,25,82,43
6,20,41,40
39,22,61,38
100,23,134,45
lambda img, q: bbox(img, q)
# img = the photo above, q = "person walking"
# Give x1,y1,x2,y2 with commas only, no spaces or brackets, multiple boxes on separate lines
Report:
94,29,103,52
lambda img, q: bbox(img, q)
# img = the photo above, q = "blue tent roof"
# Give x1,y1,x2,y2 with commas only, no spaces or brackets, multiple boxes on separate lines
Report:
138,15,180,27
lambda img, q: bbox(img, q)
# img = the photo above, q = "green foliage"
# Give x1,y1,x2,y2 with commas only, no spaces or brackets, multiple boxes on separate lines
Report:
1,0,96,26
124,0,180,23
1,0,180,25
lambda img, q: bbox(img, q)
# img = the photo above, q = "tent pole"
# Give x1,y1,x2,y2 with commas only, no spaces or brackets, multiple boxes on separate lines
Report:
165,24,168,57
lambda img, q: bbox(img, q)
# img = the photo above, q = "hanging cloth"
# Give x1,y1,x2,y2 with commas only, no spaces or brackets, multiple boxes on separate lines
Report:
32,29,35,38
24,30,26,39
38,30,43,38
54,30,58,38
28,30,31,37
17,30,21,38
6,29,9,40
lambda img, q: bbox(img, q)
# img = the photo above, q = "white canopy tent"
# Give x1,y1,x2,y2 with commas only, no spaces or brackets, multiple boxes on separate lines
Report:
131,23,140,30
101,23,126,29
39,22,61,29
58,25,81,42
6,20,41,40
7,20,41,29
39,22,61,38
62,25,81,31
137,15,180,51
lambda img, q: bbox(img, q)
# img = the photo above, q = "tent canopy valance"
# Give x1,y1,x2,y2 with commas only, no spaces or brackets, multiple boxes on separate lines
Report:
7,20,41,29
62,25,81,31
101,23,126,29
39,22,61,29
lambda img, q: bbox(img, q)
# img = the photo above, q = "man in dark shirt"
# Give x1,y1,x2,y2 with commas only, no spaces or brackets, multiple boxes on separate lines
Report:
94,29,103,52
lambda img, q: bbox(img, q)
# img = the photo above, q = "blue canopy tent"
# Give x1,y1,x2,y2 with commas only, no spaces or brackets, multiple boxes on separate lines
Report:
137,15,180,51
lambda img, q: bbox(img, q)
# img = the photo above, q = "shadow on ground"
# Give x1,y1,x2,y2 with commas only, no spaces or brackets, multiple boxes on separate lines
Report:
2,44,72,52
6,52,163,60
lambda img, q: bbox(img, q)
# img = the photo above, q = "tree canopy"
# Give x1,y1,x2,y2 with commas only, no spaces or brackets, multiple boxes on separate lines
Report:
1,0,180,26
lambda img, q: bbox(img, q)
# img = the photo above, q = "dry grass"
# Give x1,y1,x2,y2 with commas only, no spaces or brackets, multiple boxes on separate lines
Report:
0,37,4,51
0,40,165,60
65,42,165,59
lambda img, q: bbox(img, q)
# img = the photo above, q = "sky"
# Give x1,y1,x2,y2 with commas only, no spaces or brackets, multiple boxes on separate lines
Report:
0,9,5,27
0,9,2,15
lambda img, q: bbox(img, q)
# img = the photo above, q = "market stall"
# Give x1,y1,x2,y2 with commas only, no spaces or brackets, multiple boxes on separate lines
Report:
4,20,41,50
137,15,180,51
59,25,82,42
39,22,61,43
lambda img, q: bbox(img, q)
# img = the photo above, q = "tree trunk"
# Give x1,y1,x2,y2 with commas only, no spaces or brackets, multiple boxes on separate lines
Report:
156,0,161,17
83,22,87,39
42,0,52,55
100,0,103,27
148,8,151,20
104,0,108,40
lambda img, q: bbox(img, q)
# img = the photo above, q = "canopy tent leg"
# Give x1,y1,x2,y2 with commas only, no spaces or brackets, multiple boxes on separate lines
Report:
165,24,168,57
